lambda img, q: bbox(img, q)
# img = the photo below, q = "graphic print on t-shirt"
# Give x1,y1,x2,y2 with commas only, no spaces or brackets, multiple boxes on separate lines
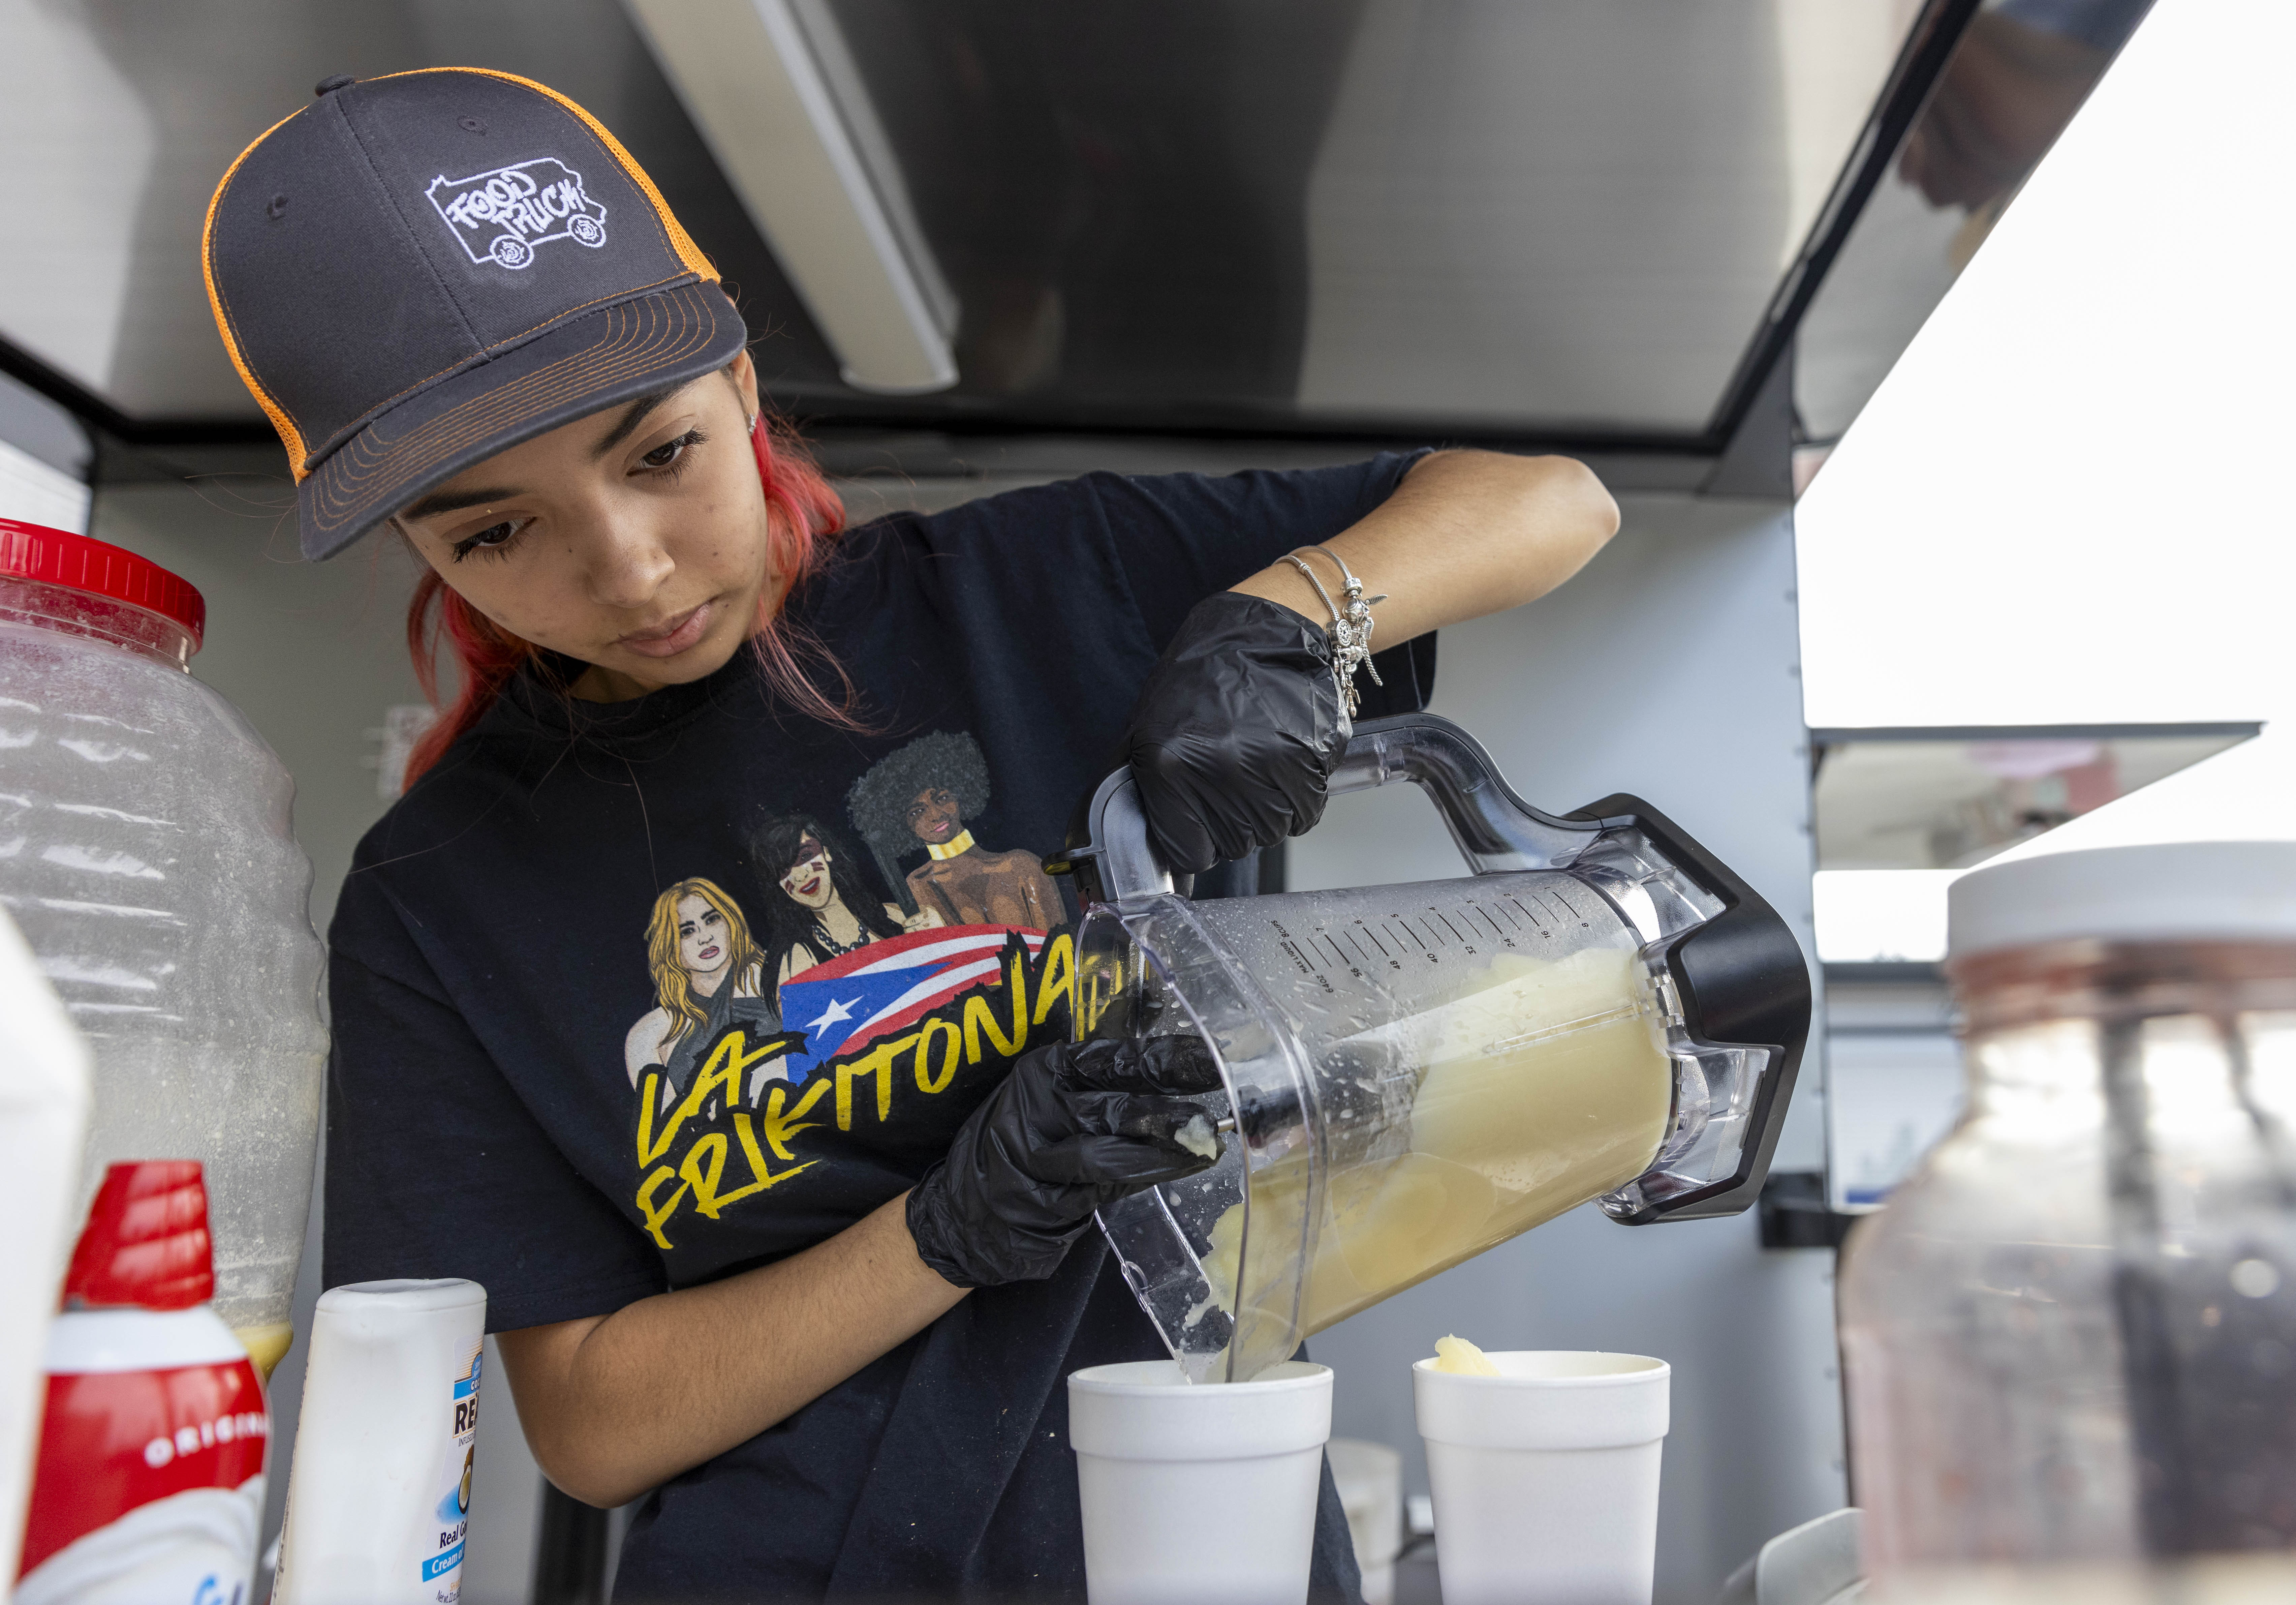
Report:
774,927,1056,1089
625,732,1075,1254
744,811,936,995
623,877,781,1099
628,921,1072,1253
846,732,1063,929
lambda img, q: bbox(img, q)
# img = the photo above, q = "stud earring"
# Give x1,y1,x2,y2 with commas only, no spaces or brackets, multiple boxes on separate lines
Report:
746,414,759,436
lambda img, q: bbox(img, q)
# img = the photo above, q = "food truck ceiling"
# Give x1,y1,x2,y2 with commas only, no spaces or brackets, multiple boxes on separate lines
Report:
0,0,2140,464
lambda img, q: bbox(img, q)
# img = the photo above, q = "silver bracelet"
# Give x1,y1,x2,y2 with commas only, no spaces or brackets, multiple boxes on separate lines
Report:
1281,546,1387,718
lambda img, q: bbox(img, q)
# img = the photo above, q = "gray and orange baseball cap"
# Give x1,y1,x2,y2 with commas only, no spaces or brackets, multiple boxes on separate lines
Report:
204,69,748,560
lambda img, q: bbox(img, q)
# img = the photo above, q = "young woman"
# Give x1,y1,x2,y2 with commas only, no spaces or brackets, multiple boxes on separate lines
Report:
206,70,1620,1602
746,811,919,992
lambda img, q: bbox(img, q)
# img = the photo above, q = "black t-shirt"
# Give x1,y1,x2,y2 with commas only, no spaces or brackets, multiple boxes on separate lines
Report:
324,456,1433,1600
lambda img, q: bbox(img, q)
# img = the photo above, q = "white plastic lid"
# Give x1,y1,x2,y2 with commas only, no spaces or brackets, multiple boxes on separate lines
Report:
315,1277,486,1314
1948,842,2296,959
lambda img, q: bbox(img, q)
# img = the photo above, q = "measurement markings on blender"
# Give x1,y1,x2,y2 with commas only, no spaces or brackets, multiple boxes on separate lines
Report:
1266,918,1339,989
1543,886,1594,927
1506,896,1548,933
1274,936,1318,978
1469,900,1524,946
1385,914,1449,963
1462,903,1511,944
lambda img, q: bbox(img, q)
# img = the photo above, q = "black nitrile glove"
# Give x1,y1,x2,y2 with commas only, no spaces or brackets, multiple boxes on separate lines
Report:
907,1035,1225,1289
1124,591,1346,875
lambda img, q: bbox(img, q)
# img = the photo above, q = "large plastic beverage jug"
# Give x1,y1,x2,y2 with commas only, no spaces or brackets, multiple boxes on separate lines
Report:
1841,842,2296,1581
1065,714,1810,1382
0,521,326,1375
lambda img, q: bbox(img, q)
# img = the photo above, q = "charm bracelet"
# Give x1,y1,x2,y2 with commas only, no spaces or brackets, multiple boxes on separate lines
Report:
1280,545,1388,719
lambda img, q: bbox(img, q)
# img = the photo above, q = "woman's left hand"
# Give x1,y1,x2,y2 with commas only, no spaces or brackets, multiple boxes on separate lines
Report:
1125,451,1620,877
1123,591,1345,875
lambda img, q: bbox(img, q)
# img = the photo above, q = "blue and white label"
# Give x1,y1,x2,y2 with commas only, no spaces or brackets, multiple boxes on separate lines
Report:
421,1343,483,1600
425,157,608,270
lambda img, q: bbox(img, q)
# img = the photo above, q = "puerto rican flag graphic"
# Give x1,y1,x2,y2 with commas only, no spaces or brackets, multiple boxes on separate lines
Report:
777,925,1049,1084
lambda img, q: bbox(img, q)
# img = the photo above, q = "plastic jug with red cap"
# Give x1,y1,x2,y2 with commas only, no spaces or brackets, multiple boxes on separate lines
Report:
0,521,326,1378
15,1160,269,1605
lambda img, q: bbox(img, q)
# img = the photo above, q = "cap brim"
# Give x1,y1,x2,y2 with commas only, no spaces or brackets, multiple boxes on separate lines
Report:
297,279,747,561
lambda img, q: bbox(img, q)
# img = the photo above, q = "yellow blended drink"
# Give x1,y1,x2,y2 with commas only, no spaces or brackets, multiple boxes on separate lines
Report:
1069,714,1812,1384
1201,943,1674,1342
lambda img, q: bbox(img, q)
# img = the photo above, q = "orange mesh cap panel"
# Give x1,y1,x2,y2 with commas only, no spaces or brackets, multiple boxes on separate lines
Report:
202,104,313,475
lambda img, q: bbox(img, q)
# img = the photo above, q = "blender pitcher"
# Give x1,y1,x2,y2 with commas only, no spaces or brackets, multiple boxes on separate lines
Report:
1064,714,1810,1383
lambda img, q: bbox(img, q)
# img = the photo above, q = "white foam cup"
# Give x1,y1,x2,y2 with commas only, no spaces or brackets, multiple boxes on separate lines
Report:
1413,1351,1670,1605
1068,1359,1333,1605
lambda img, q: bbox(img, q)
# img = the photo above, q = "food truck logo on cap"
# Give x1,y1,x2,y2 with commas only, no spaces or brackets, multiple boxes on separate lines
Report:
424,156,607,270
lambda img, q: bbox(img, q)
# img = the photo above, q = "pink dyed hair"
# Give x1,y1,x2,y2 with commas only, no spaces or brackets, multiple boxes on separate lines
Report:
401,411,853,787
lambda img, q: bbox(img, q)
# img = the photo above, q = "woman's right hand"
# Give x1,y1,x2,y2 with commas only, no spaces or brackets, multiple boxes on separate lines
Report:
1123,593,1345,876
905,1036,1224,1287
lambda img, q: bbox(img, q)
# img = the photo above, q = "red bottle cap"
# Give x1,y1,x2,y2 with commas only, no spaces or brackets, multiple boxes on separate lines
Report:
63,1161,215,1311
0,520,206,652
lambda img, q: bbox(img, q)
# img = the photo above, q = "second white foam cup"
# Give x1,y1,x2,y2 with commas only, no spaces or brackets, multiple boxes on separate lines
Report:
1414,1351,1670,1605
1068,1359,1333,1605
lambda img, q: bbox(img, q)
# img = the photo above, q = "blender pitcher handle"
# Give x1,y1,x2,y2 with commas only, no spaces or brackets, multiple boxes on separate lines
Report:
1326,713,1627,874
1062,713,1619,904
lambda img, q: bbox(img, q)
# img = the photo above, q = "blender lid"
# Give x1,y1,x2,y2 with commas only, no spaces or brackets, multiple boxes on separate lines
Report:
1950,840,2296,957
0,520,207,651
